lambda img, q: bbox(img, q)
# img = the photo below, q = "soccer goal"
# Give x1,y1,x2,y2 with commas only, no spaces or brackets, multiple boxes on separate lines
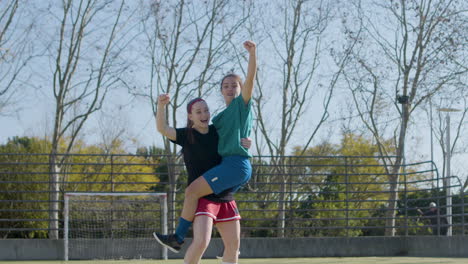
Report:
64,192,167,261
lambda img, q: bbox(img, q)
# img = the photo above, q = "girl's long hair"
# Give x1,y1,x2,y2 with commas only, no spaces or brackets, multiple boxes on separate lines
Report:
186,98,205,144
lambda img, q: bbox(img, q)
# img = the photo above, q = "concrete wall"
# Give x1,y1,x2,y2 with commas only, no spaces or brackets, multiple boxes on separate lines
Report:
236,237,468,258
1,236,468,260
0,239,63,260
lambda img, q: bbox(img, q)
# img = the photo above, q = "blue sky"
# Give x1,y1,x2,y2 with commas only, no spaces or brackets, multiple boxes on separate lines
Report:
0,0,466,189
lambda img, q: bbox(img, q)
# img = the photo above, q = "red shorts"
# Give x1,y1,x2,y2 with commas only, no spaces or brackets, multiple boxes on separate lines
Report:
195,198,241,223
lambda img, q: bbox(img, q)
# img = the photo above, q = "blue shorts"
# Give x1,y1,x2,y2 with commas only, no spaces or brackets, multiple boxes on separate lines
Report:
203,155,252,195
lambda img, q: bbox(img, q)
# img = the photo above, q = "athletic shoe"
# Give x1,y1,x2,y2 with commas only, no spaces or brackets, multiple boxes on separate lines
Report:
216,248,240,260
153,233,183,253
216,245,224,259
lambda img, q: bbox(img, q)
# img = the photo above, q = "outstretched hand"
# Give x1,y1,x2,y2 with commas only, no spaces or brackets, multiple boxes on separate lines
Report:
157,94,171,107
243,40,256,54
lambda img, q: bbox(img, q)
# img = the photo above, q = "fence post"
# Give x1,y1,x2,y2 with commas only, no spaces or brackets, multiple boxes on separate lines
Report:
110,154,114,192
436,164,441,236
110,154,115,239
345,157,349,237
404,165,408,236
462,188,465,236
161,194,168,260
288,156,293,237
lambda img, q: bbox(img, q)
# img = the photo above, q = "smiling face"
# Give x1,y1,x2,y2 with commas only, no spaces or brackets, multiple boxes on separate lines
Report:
221,75,242,105
188,101,210,130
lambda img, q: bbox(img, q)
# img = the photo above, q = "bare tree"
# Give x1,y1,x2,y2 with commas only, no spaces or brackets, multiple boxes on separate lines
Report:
137,0,248,230
88,106,131,156
0,0,35,115
430,89,468,183
44,0,132,239
342,0,467,236
236,0,355,237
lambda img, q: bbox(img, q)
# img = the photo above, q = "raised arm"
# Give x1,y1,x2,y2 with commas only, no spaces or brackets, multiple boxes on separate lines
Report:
156,94,176,141
241,40,257,104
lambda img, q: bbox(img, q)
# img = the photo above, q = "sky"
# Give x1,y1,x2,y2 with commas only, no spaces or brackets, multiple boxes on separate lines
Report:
0,0,467,189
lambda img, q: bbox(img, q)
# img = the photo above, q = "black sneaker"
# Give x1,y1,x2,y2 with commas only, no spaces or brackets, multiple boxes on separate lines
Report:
153,233,183,253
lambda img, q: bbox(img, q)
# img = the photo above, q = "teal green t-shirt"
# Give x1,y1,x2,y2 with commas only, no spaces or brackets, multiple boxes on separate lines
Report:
212,95,253,157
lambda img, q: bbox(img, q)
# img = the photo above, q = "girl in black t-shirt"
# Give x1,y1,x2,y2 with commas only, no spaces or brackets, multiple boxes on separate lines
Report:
154,94,250,264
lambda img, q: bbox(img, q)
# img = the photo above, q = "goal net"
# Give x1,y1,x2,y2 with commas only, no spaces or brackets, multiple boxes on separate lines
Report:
64,192,167,261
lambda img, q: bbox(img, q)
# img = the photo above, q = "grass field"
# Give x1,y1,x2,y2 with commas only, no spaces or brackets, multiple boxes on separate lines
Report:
1,257,468,264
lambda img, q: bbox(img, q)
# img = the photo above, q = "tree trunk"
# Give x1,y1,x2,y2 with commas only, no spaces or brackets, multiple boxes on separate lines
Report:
384,112,407,236
276,157,287,237
384,174,399,236
277,178,286,237
48,153,60,239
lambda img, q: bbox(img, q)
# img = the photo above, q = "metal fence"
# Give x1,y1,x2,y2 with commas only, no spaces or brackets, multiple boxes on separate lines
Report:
0,153,466,238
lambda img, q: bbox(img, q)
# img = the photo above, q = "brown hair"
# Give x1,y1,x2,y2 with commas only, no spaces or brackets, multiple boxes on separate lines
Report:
185,97,206,144
220,73,243,91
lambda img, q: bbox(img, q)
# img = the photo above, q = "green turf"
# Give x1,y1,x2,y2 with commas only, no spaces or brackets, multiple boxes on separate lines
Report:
1,257,468,264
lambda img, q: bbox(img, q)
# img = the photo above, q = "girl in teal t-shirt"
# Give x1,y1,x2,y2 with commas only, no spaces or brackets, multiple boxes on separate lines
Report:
155,41,257,258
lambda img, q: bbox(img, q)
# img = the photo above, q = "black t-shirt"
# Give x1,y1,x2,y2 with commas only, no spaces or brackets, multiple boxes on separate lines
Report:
171,125,234,202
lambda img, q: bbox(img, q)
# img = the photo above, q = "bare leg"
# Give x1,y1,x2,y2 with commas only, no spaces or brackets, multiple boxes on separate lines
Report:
184,215,213,264
216,220,240,263
181,176,214,221
154,177,215,250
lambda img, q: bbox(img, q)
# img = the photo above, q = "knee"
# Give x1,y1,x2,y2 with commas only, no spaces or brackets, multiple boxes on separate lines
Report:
184,187,191,197
184,186,197,199
224,237,240,252
185,183,203,198
191,236,210,251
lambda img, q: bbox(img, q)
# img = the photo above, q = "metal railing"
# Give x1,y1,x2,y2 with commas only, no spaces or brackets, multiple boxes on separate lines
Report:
0,153,466,238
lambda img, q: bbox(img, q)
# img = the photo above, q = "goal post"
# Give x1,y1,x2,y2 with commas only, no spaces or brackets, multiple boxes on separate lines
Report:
64,192,167,261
